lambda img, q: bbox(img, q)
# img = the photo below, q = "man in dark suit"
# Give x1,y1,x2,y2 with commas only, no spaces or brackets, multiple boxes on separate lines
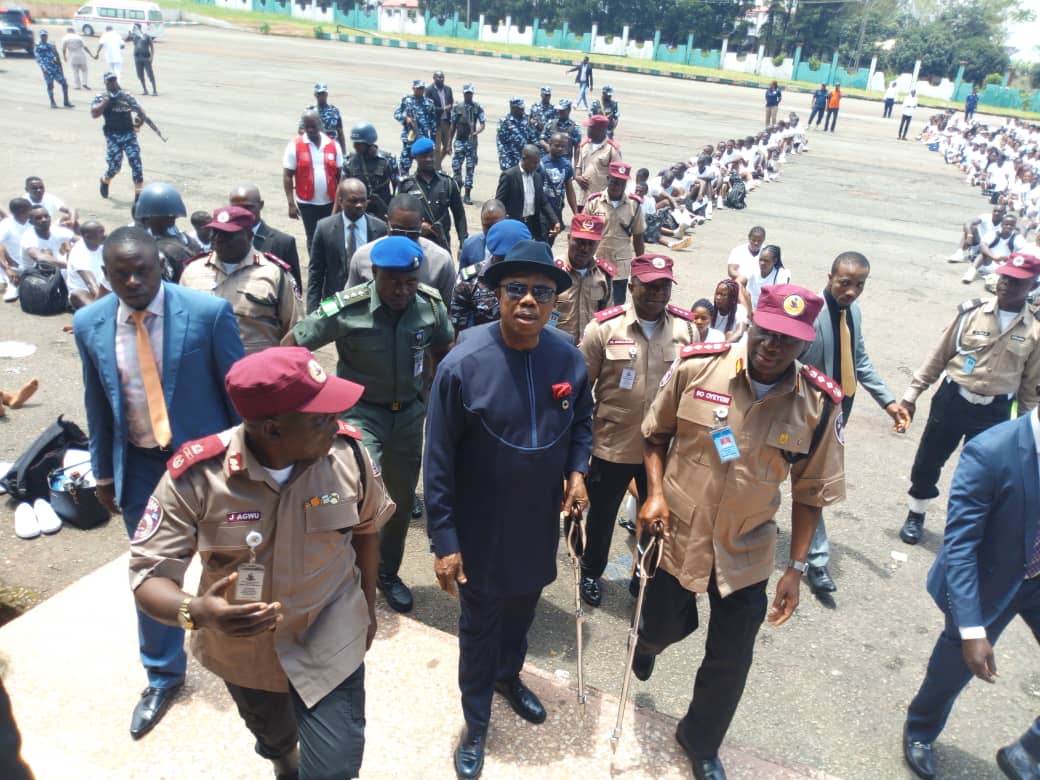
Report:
73,226,243,739
229,183,302,289
495,144,560,244
902,409,1040,780
425,70,455,168
306,177,387,313
799,252,910,597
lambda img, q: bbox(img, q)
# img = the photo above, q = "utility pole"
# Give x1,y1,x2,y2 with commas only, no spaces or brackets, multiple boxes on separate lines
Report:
852,0,869,71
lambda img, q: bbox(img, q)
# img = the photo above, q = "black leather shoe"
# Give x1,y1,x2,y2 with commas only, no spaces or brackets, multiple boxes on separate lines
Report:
996,739,1040,779
271,745,299,779
454,729,486,779
99,178,109,198
675,727,727,780
580,576,602,607
900,511,926,545
618,517,637,535
411,494,424,518
903,727,936,779
130,683,182,739
632,650,656,681
377,571,414,613
807,564,837,594
494,676,546,724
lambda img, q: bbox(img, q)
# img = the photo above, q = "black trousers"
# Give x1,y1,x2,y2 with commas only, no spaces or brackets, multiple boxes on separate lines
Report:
908,379,1012,501
522,215,546,243
225,664,366,780
808,106,825,126
883,98,895,118
134,57,155,91
824,108,839,131
298,202,334,253
458,585,541,733
898,115,912,138
906,578,1039,743
581,456,647,579
637,569,768,758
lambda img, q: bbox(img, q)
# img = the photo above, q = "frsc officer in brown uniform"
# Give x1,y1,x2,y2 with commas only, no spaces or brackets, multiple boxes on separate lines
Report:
128,346,394,780
637,284,846,780
179,206,302,355
552,212,614,342
576,253,695,606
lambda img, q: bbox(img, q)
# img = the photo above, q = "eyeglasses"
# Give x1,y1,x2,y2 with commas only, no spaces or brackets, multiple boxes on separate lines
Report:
500,282,556,303
389,225,421,240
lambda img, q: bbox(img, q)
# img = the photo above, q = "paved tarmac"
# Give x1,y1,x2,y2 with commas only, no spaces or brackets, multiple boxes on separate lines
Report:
0,25,1037,780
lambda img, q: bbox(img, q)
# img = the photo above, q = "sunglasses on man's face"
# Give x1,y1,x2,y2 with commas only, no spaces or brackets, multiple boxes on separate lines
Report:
500,282,556,303
389,225,421,240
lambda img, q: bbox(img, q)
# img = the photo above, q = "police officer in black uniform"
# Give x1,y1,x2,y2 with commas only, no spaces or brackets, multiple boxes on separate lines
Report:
397,137,467,253
344,121,399,221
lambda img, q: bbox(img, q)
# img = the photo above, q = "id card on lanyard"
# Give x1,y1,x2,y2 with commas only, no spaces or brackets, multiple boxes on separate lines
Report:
711,406,741,462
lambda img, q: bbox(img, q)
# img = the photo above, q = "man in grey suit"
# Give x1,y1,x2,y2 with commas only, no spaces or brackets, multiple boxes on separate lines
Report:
229,184,302,290
800,252,911,597
306,178,387,313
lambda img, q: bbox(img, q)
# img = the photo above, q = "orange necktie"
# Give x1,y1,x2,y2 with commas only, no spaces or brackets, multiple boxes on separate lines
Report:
130,310,172,448
839,309,856,397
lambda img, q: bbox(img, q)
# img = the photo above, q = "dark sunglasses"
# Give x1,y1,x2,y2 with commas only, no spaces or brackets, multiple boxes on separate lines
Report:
389,225,421,240
500,282,556,303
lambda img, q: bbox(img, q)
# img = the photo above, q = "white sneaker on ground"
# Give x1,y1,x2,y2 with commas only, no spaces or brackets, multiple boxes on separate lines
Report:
946,249,967,263
15,502,40,539
33,498,62,534
961,268,977,284
3,284,17,302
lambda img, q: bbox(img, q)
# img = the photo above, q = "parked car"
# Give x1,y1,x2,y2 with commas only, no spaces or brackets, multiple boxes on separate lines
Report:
0,6,34,55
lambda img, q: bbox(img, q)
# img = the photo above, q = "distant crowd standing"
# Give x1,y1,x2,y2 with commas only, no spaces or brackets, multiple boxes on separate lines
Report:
3,48,1040,780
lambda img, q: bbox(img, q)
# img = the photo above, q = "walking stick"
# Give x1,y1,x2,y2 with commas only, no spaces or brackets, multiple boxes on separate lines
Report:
564,510,588,716
610,527,664,752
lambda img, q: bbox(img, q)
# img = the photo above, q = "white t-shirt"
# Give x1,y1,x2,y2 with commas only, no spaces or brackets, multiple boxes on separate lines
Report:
712,302,748,333
19,226,74,272
884,84,899,100
0,217,29,266
727,242,762,281
24,192,66,223
901,95,918,116
99,30,124,62
748,265,792,308
66,240,105,297
282,133,343,206
700,327,726,343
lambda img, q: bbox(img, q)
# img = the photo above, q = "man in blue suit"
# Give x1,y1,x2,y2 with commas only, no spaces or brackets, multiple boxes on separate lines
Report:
799,252,910,596
74,226,243,739
902,409,1040,780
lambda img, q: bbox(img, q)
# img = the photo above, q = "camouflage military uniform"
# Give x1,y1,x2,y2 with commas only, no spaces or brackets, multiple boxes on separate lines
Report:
394,94,437,176
590,96,620,138
449,258,499,332
543,115,582,157
344,149,399,220
496,114,539,171
450,100,486,190
528,101,557,134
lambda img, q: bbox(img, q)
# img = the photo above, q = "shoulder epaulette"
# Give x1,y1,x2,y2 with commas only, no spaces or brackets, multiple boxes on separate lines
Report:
417,282,442,302
958,298,984,314
596,257,616,277
579,138,591,147
336,420,363,440
607,139,621,150
667,304,695,321
628,193,643,204
166,433,229,479
586,191,604,203
680,342,731,358
261,252,302,297
800,365,844,404
594,305,625,323
318,284,370,318
460,263,481,281
182,251,209,267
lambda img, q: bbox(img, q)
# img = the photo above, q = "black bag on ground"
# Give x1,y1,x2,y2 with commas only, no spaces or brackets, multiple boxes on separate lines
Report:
48,462,110,530
0,416,90,502
18,265,68,316
725,175,748,210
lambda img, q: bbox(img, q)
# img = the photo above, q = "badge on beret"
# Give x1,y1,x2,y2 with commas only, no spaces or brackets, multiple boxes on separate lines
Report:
582,218,596,231
651,257,667,269
1013,255,1025,267
782,294,805,316
216,211,230,224
308,359,327,383
132,497,163,544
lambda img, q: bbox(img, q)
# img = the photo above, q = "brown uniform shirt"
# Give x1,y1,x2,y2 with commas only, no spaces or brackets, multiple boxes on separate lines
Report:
583,192,645,280
128,423,394,708
903,297,1040,411
575,138,622,209
642,342,846,597
180,250,302,355
553,257,614,343
580,303,697,464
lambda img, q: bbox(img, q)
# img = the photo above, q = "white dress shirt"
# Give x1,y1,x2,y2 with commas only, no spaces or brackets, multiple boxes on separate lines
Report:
115,285,165,448
522,171,536,217
342,213,368,249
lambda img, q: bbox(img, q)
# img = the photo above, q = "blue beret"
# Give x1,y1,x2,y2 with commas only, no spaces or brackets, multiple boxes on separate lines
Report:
485,219,531,257
556,99,572,110
411,137,434,155
371,236,424,270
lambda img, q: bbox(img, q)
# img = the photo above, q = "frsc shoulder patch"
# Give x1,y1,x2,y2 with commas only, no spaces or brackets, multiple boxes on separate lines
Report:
166,433,230,479
800,365,844,404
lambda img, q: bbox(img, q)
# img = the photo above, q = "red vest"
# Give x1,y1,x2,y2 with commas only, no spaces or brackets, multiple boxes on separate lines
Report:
294,137,339,202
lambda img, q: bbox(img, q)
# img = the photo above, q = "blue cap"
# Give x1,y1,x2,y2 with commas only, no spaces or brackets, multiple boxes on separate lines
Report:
314,82,328,93
483,239,572,293
371,236,424,270
509,96,525,107
540,86,552,95
412,79,426,89
556,99,572,110
411,137,434,156
485,219,531,257
463,83,475,93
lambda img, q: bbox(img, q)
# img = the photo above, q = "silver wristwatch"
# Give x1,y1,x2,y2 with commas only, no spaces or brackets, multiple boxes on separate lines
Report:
788,559,809,574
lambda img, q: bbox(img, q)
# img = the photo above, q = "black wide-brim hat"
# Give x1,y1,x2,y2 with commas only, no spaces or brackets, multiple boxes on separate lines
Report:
481,239,572,294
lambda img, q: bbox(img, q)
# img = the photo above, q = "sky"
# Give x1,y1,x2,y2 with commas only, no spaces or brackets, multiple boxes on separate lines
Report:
1008,0,1040,62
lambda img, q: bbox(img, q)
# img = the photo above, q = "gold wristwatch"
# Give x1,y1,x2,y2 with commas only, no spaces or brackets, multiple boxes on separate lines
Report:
177,596,196,630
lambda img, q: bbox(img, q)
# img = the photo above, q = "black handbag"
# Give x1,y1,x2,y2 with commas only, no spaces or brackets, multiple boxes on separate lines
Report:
18,264,68,315
48,462,110,530
0,416,90,502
